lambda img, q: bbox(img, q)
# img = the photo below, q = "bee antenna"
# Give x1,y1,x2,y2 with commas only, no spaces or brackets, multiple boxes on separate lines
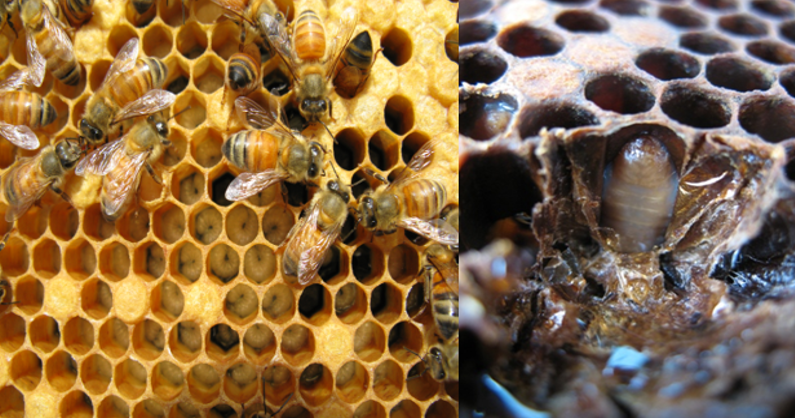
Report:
169,106,192,121
320,121,336,144
350,176,367,188
329,160,341,181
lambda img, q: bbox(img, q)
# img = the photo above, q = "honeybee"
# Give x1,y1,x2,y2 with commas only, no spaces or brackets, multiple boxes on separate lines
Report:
356,139,458,246
425,342,459,382
261,7,358,124
242,382,292,418
333,30,379,98
209,0,284,45
424,244,459,343
75,91,177,221
283,179,350,285
226,43,262,96
59,0,92,27
20,0,82,87
0,69,56,150
222,95,325,202
80,37,170,145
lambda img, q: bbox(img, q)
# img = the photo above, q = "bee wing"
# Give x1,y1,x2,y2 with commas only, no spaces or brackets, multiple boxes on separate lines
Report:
112,89,176,125
225,170,290,202
234,96,280,130
209,0,248,21
75,136,126,176
102,150,148,220
297,205,344,285
398,217,459,246
259,12,297,73
3,164,48,223
326,7,359,79
388,138,445,188
0,122,39,150
101,37,139,90
42,5,77,61
26,31,46,88
429,256,459,295
0,69,33,91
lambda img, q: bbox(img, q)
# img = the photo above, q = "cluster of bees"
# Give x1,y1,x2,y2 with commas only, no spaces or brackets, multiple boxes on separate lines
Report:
0,0,459,413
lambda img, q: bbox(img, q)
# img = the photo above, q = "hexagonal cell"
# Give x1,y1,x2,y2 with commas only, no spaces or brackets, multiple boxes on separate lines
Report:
177,22,208,59
223,204,258,245
143,24,174,58
381,27,412,66
99,242,130,282
706,56,774,92
388,322,423,363
335,282,367,325
10,350,42,391
224,362,258,404
659,5,707,28
208,243,240,284
46,350,78,392
368,130,400,171
170,402,200,418
262,365,295,405
585,74,655,114
191,127,222,167
0,313,26,351
98,395,129,418
188,364,222,403
133,241,166,280
425,400,457,418
108,26,138,58
126,0,156,27
353,244,386,285
333,128,366,171
175,91,207,129
460,92,518,141
153,203,186,243
83,203,116,241
165,55,191,95
384,95,414,136
99,317,130,358
152,280,185,321
223,283,258,325
132,318,165,361
740,96,795,142
63,238,95,280
747,40,795,65
173,164,205,204
159,0,188,26
16,204,48,240
661,84,731,128
390,400,421,418
243,323,277,364
153,361,185,401
210,171,235,207
319,245,348,285
0,386,24,416
336,360,369,404
170,321,203,363
373,360,403,401
60,390,94,417
719,13,768,36
171,241,203,284
388,244,420,284
355,321,386,362
371,282,402,325
81,278,113,319
30,315,60,353
207,323,240,362
263,65,292,96
461,48,506,85
298,363,332,406
117,207,151,242
82,354,112,396
753,0,794,16
406,361,439,401
261,204,294,246
50,201,79,240
298,284,332,326
195,55,225,93
163,129,188,166
243,244,277,285
134,399,167,418
0,237,28,276
116,358,147,399
497,24,564,58
211,20,241,60
29,240,58,281
15,276,43,314
281,324,314,366
354,401,386,418
636,48,700,81
261,283,295,324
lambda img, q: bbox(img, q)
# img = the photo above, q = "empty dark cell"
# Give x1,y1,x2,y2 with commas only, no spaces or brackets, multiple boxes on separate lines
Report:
752,0,794,17
497,25,564,58
739,97,795,142
518,102,599,138
599,0,650,15
283,182,309,207
460,93,518,140
352,246,372,281
661,84,731,128
298,284,325,319
262,69,291,96
384,96,413,136
369,143,385,170
211,173,235,207
696,0,738,10
460,0,493,19
167,76,189,95
747,40,795,64
706,56,774,92
210,324,239,351
780,69,795,97
370,284,387,316
283,103,308,132
636,48,700,80
460,20,497,45
781,21,795,43
318,246,341,282
334,142,355,171
555,10,610,32
350,172,369,200
341,214,357,244
584,74,655,114
718,14,768,36
659,6,707,28
680,32,735,55
461,50,507,85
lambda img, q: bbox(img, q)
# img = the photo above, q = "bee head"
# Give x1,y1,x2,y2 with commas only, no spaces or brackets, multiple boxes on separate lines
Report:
55,140,82,169
80,119,103,142
428,347,446,381
300,99,327,120
307,142,325,179
327,180,350,203
359,196,377,229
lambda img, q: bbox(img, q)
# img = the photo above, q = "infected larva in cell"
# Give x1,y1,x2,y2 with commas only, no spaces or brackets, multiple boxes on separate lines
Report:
244,244,277,284
226,205,258,245
244,323,275,353
300,363,324,387
160,281,184,318
177,322,202,352
210,323,240,351
262,205,294,245
144,320,165,351
209,244,240,283
194,206,223,244
335,282,358,316
227,363,257,387
178,243,202,282
225,284,258,319
161,206,186,243
179,172,205,205
262,285,294,320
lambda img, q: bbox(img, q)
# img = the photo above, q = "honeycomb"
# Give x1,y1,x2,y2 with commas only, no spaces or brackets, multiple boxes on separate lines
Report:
460,0,795,416
0,0,459,416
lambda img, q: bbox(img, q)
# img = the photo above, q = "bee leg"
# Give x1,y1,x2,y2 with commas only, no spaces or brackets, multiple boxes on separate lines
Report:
146,163,163,185
51,185,75,208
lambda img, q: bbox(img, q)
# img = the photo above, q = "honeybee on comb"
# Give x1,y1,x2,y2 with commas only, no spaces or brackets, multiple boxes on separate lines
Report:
209,0,286,46
0,69,57,151
20,0,82,87
333,30,379,98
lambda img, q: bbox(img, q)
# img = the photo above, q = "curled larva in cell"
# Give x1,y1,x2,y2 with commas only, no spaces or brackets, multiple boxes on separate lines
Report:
227,363,257,387
178,243,202,282
111,245,130,278
144,320,165,351
161,206,186,243
177,322,202,352
226,205,258,245
244,244,276,284
146,245,165,278
96,280,113,312
281,325,309,353
158,361,184,386
111,318,130,350
179,172,204,205
209,244,240,283
300,363,324,387
176,402,199,418
262,284,293,320
225,284,258,319
263,364,292,387
128,358,148,382
262,205,294,245
335,282,358,316
210,323,239,351
191,364,221,388
244,323,275,353
194,206,223,244
336,361,357,386
160,280,184,318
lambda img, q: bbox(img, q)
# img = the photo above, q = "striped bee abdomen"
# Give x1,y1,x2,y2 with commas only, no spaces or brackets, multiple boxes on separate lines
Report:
222,130,279,173
0,91,56,129
401,179,447,220
294,10,325,61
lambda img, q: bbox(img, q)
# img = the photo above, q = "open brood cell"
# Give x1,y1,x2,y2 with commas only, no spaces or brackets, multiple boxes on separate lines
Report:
0,0,458,416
